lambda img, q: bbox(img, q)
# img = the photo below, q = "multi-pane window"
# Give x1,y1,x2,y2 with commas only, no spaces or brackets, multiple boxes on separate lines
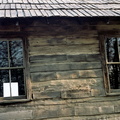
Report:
105,37,120,91
0,39,26,98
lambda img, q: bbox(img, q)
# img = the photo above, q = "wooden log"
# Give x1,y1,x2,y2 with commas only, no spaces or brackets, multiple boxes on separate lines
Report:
29,44,99,56
30,62,101,73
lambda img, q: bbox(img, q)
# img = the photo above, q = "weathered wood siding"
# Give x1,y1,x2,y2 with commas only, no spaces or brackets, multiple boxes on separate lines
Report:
0,17,120,120
28,18,104,99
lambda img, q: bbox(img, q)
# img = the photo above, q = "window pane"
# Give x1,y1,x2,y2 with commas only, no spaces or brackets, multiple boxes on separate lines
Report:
11,69,25,95
108,64,120,89
0,70,9,97
106,38,119,62
0,41,8,67
9,40,23,67
118,38,120,60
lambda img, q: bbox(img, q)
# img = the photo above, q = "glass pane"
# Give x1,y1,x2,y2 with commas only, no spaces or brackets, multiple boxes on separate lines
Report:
108,64,120,89
118,38,120,61
0,41,8,67
11,69,25,95
0,70,9,97
106,38,119,62
9,40,23,67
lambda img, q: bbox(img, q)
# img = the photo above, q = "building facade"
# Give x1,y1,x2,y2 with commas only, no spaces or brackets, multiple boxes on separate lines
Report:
0,0,120,120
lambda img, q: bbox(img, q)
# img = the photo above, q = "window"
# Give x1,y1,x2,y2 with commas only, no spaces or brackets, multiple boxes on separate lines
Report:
0,38,28,100
103,37,120,94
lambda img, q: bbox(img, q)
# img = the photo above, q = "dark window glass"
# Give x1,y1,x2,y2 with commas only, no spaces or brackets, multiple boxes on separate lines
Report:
9,40,23,67
106,38,119,62
11,69,25,95
0,70,9,97
108,64,120,89
0,41,8,67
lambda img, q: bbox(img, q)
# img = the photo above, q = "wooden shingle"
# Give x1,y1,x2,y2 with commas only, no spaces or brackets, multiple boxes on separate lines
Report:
0,0,120,18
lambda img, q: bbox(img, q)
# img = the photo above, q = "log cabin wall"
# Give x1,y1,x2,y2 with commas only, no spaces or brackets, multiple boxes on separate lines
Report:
0,17,120,120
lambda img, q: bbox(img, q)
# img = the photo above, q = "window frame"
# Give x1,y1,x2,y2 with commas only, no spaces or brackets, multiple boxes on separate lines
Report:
0,37,31,103
100,35,120,95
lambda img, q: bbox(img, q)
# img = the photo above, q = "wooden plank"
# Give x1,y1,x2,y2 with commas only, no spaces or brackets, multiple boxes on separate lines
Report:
14,0,23,3
97,25,120,30
1,4,5,9
73,10,84,16
11,4,16,9
40,10,48,16
95,10,106,16
30,54,100,64
37,0,42,3
103,10,115,16
78,9,91,16
32,0,39,3
67,10,78,17
70,4,80,9
36,5,46,9
0,10,5,17
16,4,21,9
3,0,7,3
45,10,53,16
11,10,17,17
28,0,34,3
84,9,97,16
50,4,61,9
91,10,103,16
17,10,24,17
51,10,60,16
5,4,11,9
30,62,101,73
24,10,31,17
29,36,98,47
22,0,28,3
32,78,100,91
50,0,58,4
30,10,37,16
45,4,52,9
31,4,37,9
21,4,26,9
57,10,66,16
5,10,11,17
62,10,73,17
34,9,43,16
112,10,120,16
26,4,32,9
0,0,2,3
29,44,99,56
77,4,86,9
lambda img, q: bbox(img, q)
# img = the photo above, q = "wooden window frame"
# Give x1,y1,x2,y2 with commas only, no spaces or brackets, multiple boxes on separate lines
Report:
100,35,120,96
0,37,31,104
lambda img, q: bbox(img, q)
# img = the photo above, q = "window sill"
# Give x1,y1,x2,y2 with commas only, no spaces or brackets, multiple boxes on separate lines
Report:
106,89,120,96
0,99,31,104
0,96,32,104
